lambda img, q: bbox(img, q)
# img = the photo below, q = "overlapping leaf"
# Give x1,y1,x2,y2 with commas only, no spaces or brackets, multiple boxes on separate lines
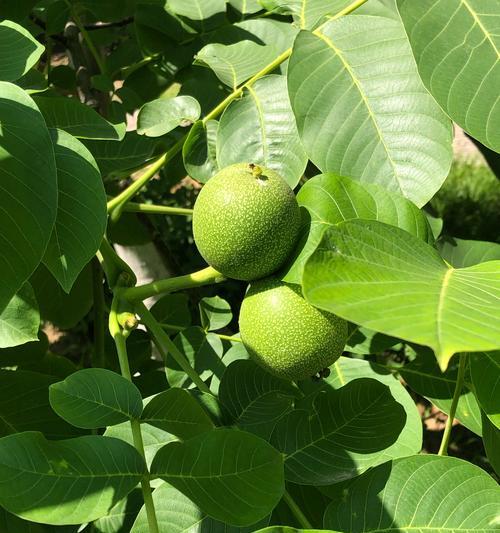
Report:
303,220,500,369
0,20,44,81
182,119,219,182
282,173,434,284
438,237,500,267
470,351,500,429
137,96,200,137
260,0,350,29
151,429,284,526
217,75,307,188
43,130,107,292
271,378,406,485
288,15,453,206
0,432,145,525
0,82,57,312
324,455,500,532
131,482,270,532
49,369,143,429
141,388,214,439
397,0,500,152
199,295,232,331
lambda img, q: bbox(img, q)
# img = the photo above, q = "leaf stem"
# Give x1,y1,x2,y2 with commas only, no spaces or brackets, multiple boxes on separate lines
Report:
121,202,193,216
64,0,107,74
438,353,467,456
120,266,225,302
109,305,159,533
160,323,242,343
91,258,106,368
283,490,313,529
136,303,212,394
328,0,370,20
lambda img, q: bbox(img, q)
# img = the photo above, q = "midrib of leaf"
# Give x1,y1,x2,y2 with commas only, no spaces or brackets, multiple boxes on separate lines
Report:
286,389,386,459
247,85,269,164
56,389,133,418
315,30,402,194
332,361,346,385
460,0,500,59
436,267,454,360
161,460,275,479
300,0,307,28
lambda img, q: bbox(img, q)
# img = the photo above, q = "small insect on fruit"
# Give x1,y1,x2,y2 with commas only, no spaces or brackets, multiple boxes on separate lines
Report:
239,277,348,381
192,163,301,281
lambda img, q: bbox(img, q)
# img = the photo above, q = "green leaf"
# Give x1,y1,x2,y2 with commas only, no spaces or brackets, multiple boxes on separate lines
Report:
470,351,500,429
438,237,500,268
271,378,406,485
83,133,161,178
255,529,327,533
169,0,226,30
260,0,350,29
345,326,401,355
131,482,270,532
323,455,500,532
33,96,126,140
219,360,299,438
151,428,284,526
0,282,39,348
217,75,307,188
0,432,145,525
482,411,500,477
49,369,143,429
195,19,296,88
0,369,82,439
42,129,106,292
137,96,201,137
199,295,232,331
0,20,44,81
355,0,399,19
141,388,214,439
168,327,225,388
0,82,57,312
288,16,453,207
30,263,93,330
303,220,500,370
151,293,192,328
282,173,434,284
182,119,219,182
0,331,47,367
397,0,500,152
228,0,262,15
297,356,422,458
400,348,482,435
93,488,143,533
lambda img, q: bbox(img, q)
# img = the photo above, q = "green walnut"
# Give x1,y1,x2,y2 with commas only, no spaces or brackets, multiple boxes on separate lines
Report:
192,163,301,281
239,277,348,381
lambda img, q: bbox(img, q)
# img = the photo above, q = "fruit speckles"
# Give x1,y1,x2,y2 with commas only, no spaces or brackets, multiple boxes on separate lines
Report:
192,163,301,281
239,277,348,381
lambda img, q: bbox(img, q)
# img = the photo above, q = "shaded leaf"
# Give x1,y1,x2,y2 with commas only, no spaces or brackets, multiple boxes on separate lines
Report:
42,129,106,292
470,351,500,429
199,295,232,331
0,432,145,525
482,411,500,477
183,119,219,182
324,455,500,532
151,293,192,328
438,237,500,268
34,96,126,140
0,20,44,81
260,0,350,29
141,388,214,439
49,369,143,429
151,428,284,526
303,220,500,370
272,378,406,485
288,16,453,207
0,82,57,311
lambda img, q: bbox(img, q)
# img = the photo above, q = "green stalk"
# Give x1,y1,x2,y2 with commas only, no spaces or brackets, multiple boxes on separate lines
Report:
97,237,136,289
64,0,107,74
91,258,106,368
136,303,212,394
107,136,185,217
328,0,370,20
438,353,468,456
161,323,242,343
120,266,225,302
109,305,159,533
283,490,313,529
122,202,193,216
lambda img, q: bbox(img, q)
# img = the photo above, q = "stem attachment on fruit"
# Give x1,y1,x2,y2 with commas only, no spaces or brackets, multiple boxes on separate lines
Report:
438,352,468,456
